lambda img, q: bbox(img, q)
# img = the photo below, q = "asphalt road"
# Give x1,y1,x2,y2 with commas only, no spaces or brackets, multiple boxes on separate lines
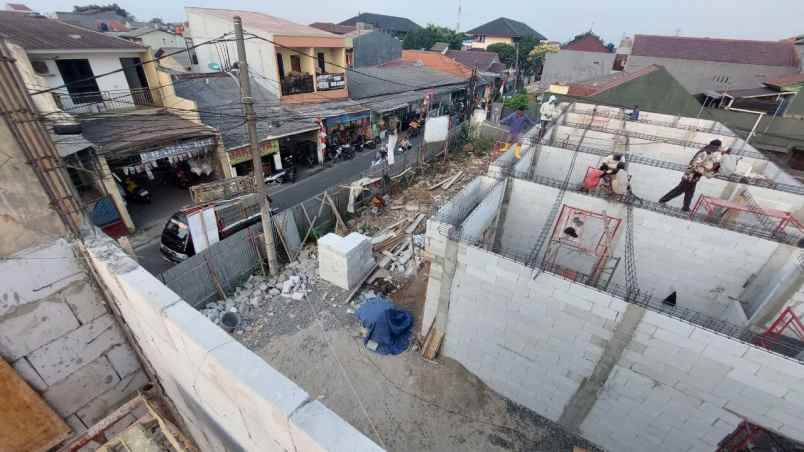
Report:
135,147,380,275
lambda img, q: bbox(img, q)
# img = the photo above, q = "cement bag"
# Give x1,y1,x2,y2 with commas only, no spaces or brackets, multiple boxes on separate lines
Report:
612,170,629,195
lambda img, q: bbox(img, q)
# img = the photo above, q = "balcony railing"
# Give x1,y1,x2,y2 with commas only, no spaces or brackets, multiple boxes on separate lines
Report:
316,73,345,91
53,87,154,114
280,74,315,96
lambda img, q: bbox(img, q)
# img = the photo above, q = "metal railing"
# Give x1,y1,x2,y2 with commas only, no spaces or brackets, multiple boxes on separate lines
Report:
53,87,154,114
280,74,315,96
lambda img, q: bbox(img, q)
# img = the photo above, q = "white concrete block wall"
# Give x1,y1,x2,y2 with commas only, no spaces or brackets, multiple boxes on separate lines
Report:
581,317,804,451
443,243,620,423
497,178,558,257
460,181,505,241
435,239,804,451
0,238,145,440
84,233,383,452
319,233,375,290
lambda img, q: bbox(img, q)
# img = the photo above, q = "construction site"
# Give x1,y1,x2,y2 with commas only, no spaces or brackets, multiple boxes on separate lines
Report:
423,102,804,451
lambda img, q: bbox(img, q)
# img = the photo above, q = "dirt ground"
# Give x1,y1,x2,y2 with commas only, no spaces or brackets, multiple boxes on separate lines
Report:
230,149,602,451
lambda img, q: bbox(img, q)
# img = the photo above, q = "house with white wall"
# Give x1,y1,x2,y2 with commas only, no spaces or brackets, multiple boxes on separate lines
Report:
0,11,161,113
121,27,185,49
187,7,349,104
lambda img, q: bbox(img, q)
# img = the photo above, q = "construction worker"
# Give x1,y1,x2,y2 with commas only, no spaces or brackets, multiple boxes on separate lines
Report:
538,95,560,141
627,105,640,121
500,106,534,159
599,153,626,189
658,139,725,211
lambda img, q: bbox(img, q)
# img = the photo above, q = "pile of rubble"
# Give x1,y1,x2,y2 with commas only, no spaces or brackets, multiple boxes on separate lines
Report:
200,247,319,328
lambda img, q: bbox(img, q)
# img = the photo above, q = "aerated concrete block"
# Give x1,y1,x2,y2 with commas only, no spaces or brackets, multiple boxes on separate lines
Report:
0,298,80,360
318,233,375,290
43,356,120,416
27,314,127,385
290,400,385,452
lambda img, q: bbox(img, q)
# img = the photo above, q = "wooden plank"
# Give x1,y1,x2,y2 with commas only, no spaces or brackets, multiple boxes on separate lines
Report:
325,192,348,234
404,214,426,234
428,176,452,190
442,171,464,190
1,359,71,452
421,325,444,360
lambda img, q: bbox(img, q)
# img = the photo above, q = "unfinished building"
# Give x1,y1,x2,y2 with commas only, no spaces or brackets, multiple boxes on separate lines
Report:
423,102,804,452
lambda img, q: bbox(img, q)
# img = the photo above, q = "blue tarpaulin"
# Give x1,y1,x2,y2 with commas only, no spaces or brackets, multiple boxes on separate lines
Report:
356,296,413,355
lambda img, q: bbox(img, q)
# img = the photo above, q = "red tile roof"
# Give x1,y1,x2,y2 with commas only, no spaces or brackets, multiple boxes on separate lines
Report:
563,34,609,53
632,34,799,67
564,65,660,97
764,73,804,88
6,3,31,11
400,50,473,79
0,11,144,50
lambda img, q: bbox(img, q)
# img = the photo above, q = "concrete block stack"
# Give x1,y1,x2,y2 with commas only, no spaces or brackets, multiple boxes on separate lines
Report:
318,232,375,290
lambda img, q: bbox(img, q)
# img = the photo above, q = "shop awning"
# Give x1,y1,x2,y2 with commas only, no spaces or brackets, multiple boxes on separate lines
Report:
80,111,217,161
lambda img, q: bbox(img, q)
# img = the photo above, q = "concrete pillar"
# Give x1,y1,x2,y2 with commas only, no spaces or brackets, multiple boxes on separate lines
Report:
214,137,234,179
97,155,135,233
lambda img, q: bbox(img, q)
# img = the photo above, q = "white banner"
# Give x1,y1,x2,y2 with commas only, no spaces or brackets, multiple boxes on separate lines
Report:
187,207,219,253
424,115,449,143
386,133,397,165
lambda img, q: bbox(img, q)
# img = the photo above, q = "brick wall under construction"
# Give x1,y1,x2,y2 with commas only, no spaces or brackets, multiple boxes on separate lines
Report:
432,240,804,452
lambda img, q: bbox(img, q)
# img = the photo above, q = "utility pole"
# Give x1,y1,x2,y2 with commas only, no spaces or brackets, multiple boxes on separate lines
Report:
234,16,279,276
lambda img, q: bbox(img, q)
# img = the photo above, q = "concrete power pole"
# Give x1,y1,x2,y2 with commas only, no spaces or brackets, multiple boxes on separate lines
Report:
233,16,280,275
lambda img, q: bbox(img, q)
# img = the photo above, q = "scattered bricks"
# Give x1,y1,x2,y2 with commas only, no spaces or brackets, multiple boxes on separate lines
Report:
12,357,47,391
62,280,107,324
0,298,79,360
75,370,148,426
43,356,120,417
27,314,127,385
105,345,141,378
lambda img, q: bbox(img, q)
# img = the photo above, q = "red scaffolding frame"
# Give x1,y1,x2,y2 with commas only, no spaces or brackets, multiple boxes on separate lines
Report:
542,205,622,285
690,195,804,236
754,306,804,351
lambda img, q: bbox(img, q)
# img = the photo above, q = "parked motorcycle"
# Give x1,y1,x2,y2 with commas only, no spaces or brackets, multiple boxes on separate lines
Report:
119,175,151,203
264,166,297,184
327,144,354,162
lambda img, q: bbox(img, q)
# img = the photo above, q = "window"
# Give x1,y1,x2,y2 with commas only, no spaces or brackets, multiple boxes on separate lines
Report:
290,54,302,73
31,60,50,75
317,52,326,73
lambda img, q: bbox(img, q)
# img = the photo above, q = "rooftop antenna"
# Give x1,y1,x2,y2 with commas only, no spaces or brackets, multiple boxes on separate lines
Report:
456,0,461,32
675,28,681,36
589,21,595,32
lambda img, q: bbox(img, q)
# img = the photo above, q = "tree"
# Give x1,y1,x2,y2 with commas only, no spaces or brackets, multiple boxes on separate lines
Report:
402,25,464,51
149,17,164,25
486,43,516,67
72,3,134,19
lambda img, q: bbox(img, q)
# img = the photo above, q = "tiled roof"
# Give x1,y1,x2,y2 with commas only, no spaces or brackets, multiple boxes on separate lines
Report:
401,50,473,79
563,33,609,53
348,61,466,99
466,17,545,40
0,11,144,50
55,11,132,31
6,3,32,12
445,50,500,72
765,73,804,88
632,34,800,67
565,65,660,97
309,22,356,35
186,7,338,37
338,13,420,33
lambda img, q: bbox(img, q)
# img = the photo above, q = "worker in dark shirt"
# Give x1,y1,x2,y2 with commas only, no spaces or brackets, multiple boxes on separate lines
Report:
658,139,726,211
501,106,535,143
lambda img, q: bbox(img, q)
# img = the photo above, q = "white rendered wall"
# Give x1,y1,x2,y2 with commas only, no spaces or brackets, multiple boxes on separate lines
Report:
85,233,383,452
34,52,141,95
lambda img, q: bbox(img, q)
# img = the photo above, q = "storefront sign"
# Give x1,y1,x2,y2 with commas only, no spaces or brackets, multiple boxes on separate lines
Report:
325,110,370,128
140,137,214,163
228,140,279,166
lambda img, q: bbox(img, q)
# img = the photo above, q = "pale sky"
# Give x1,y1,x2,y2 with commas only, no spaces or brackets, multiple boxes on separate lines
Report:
24,0,804,44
